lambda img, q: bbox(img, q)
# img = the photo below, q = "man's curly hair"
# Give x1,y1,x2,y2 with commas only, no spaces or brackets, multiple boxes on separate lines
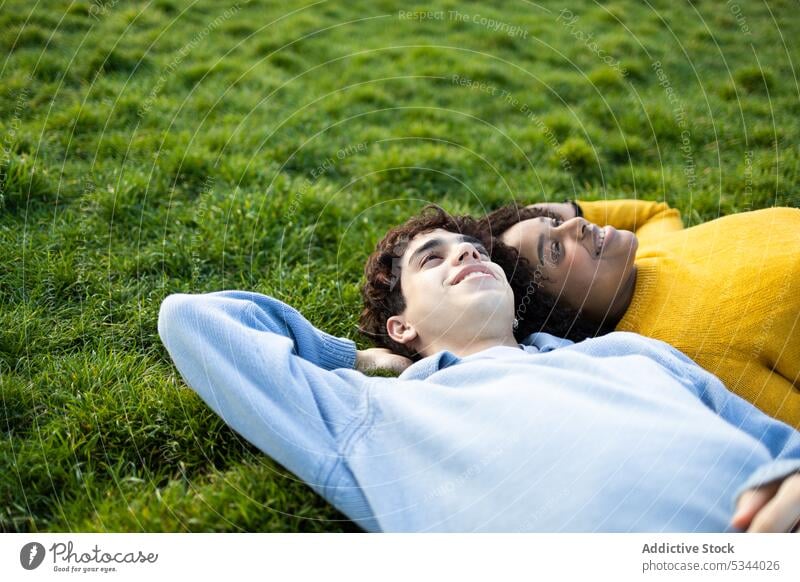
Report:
359,204,603,361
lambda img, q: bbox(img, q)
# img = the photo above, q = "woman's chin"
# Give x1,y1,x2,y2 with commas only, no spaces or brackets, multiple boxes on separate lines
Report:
614,230,639,257
627,231,640,252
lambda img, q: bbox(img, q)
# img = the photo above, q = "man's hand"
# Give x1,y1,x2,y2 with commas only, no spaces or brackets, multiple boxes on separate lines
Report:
356,348,413,374
731,473,800,532
526,202,578,222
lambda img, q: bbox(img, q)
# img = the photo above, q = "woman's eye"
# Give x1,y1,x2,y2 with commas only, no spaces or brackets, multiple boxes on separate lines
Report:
551,218,563,227
550,241,561,263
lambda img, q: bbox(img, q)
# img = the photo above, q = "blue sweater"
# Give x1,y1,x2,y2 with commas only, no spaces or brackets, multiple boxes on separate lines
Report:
157,290,800,532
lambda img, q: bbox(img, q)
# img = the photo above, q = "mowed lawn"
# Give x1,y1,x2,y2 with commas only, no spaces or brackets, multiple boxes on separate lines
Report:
1,0,799,532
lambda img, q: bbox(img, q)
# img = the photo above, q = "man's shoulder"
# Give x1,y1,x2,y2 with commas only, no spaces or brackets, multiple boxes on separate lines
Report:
569,331,706,380
555,331,692,364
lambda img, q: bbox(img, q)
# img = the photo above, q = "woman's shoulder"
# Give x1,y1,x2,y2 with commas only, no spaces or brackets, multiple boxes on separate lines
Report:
676,206,800,240
715,206,800,223
740,206,800,218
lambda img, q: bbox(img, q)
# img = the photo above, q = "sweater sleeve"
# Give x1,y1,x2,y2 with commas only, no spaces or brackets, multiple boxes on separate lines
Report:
728,359,800,430
157,290,378,530
578,199,683,242
637,335,800,501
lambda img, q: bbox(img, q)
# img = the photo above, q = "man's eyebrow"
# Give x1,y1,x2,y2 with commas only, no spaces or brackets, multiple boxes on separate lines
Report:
409,235,486,265
409,237,444,265
461,235,487,250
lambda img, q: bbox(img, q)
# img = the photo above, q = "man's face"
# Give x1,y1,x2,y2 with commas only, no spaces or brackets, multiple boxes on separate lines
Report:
387,229,515,352
500,216,638,316
387,229,514,353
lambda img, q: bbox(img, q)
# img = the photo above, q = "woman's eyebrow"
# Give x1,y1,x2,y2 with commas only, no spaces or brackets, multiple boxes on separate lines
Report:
537,232,545,265
535,217,550,265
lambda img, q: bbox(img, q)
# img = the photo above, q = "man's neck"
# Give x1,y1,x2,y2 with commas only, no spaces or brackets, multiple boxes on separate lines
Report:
421,331,521,359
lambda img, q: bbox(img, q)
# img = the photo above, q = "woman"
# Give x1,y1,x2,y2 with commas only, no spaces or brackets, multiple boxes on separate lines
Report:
481,199,800,428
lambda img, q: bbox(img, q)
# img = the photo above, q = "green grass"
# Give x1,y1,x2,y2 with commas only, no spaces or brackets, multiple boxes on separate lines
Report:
1,0,799,532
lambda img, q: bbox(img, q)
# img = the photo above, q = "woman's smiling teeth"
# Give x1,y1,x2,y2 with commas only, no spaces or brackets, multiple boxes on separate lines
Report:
596,229,606,256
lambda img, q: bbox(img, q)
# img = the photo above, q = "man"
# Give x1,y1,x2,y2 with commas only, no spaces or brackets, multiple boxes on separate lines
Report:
158,206,800,532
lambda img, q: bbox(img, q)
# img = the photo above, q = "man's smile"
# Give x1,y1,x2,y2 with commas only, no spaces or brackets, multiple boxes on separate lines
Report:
449,264,496,286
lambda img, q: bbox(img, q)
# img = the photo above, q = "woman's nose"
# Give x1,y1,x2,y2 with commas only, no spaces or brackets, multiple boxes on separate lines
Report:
558,217,588,240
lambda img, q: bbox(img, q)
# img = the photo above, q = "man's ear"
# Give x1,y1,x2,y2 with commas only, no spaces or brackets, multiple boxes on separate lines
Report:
386,315,418,346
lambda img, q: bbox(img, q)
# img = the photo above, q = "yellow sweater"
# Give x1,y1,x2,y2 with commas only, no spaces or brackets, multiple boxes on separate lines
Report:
580,199,800,428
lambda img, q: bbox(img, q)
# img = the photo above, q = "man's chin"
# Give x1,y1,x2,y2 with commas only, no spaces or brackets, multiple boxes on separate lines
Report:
453,289,513,313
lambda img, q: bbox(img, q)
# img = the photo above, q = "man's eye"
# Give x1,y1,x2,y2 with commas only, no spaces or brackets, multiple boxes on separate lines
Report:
421,254,441,266
551,218,563,227
478,248,490,258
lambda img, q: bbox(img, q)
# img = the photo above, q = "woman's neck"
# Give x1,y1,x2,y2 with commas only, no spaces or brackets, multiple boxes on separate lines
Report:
606,266,638,327
581,266,638,329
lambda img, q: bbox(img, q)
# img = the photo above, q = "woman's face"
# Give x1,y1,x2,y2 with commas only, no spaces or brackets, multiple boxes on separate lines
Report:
500,216,638,319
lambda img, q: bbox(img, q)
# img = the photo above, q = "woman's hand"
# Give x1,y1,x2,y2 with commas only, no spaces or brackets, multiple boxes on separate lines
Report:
731,472,800,532
356,348,413,374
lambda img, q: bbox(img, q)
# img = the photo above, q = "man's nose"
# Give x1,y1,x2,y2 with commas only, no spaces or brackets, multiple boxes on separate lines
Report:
452,243,482,264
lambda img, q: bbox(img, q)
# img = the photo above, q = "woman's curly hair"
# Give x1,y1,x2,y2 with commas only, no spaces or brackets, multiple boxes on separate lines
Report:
479,202,563,240
477,202,609,343
359,204,604,361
